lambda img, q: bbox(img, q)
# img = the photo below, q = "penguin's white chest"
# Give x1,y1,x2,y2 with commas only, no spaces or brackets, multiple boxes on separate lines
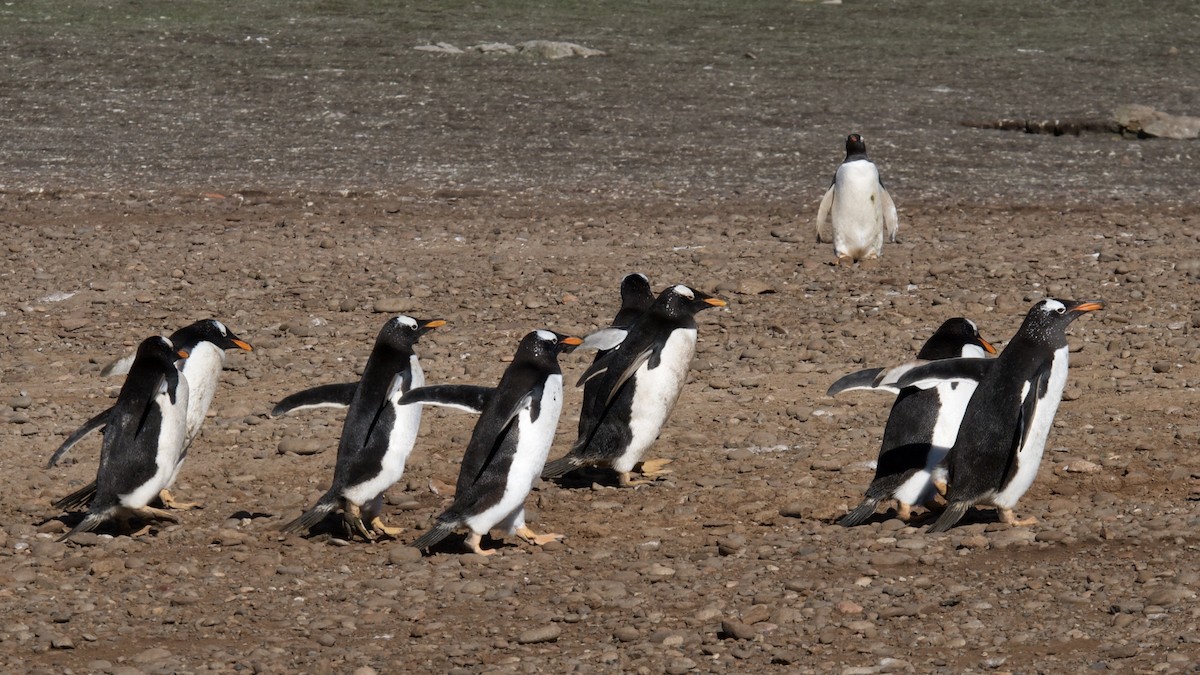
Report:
343,356,424,505
615,328,697,473
179,343,227,445
121,375,190,508
831,160,885,254
892,379,979,506
993,347,1069,509
467,375,563,534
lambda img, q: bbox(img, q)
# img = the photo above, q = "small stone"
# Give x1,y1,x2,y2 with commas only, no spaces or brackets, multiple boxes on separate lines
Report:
666,657,697,674
134,647,173,663
373,297,407,313
388,546,422,564
9,393,33,409
516,624,561,644
720,618,756,640
277,437,325,455
836,600,863,615
613,626,640,642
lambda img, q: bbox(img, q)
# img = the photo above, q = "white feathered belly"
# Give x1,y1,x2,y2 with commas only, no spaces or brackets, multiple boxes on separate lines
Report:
613,329,697,473
831,160,885,257
467,374,564,535
344,357,424,506
893,379,978,506
121,376,190,508
180,342,226,445
992,348,1069,509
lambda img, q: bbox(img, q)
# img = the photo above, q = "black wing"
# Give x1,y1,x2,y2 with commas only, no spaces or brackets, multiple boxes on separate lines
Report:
271,382,358,416
893,358,995,390
47,407,113,468
398,385,495,414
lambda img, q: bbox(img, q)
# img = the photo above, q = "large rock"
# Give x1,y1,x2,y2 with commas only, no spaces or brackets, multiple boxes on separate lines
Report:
1114,104,1200,139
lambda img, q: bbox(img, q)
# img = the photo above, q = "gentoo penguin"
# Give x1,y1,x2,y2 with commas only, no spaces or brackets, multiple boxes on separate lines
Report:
277,316,445,540
58,336,190,540
404,330,581,555
888,300,1104,532
828,318,997,526
542,284,726,486
815,133,899,264
49,319,252,511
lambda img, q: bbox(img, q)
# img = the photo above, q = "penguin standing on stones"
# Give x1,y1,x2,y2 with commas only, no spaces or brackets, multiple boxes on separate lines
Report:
815,133,899,264
277,316,445,540
58,336,190,540
50,319,252,511
542,284,726,487
405,330,581,555
887,300,1104,532
828,318,997,526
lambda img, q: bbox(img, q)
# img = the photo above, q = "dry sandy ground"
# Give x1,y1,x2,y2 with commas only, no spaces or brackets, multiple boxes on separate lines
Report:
2,1,1200,674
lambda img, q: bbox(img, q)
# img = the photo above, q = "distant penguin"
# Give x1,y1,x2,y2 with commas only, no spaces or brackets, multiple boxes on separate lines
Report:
277,316,445,540
815,133,899,264
58,336,190,540
542,284,726,486
888,300,1104,532
828,318,997,526
49,319,252,511
405,330,581,555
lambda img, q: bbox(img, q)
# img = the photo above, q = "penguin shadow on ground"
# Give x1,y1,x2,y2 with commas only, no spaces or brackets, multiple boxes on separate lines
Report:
43,512,175,540
542,464,673,490
273,511,401,544
415,532,512,557
827,506,1030,531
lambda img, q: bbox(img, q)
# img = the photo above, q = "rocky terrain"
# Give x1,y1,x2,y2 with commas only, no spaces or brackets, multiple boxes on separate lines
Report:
1,1,1198,673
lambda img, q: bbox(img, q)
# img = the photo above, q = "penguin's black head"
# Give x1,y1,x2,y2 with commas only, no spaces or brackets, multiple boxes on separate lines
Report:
379,315,445,349
170,319,253,354
619,273,655,310
919,317,998,360
137,335,189,364
519,330,583,361
655,284,727,319
1021,298,1105,342
845,133,867,157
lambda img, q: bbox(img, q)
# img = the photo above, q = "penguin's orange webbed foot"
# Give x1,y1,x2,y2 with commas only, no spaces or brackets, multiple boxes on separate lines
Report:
896,502,913,522
636,458,673,478
343,503,376,541
466,532,498,556
618,472,653,487
516,526,563,547
369,517,404,538
1000,509,1038,527
158,489,200,511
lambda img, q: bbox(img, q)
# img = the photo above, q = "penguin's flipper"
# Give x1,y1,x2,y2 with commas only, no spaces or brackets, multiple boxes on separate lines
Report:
280,494,339,536
411,520,458,552
398,385,495,414
893,357,994,390
52,480,99,512
541,454,583,479
881,187,899,242
926,501,972,533
578,328,628,352
826,368,893,397
47,407,113,468
99,352,136,377
271,383,358,417
604,347,655,406
815,184,835,243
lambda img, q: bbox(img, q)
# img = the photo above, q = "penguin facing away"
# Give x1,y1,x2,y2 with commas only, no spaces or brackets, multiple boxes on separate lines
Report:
277,316,445,540
889,299,1104,532
815,133,899,264
49,319,252,512
542,284,726,487
404,330,581,556
58,336,190,540
828,318,998,526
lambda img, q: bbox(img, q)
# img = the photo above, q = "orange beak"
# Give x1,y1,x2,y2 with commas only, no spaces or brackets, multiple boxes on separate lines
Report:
705,298,727,307
233,339,253,351
978,337,998,355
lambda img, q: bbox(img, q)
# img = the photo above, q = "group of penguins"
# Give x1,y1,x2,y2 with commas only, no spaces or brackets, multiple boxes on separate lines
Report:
48,276,731,555
43,132,1106,550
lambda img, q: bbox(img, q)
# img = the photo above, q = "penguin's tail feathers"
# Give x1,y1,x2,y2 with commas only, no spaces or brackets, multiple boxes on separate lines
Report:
410,520,457,551
52,481,98,512
837,497,882,528
59,509,110,542
279,495,339,536
540,455,582,480
927,501,971,533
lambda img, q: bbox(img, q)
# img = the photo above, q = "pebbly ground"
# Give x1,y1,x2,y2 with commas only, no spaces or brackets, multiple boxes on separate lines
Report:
2,1,1200,673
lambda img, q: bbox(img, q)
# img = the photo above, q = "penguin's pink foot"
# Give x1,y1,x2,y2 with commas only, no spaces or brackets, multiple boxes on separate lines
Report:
516,526,563,547
466,532,498,556
1000,508,1037,527
158,489,200,511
